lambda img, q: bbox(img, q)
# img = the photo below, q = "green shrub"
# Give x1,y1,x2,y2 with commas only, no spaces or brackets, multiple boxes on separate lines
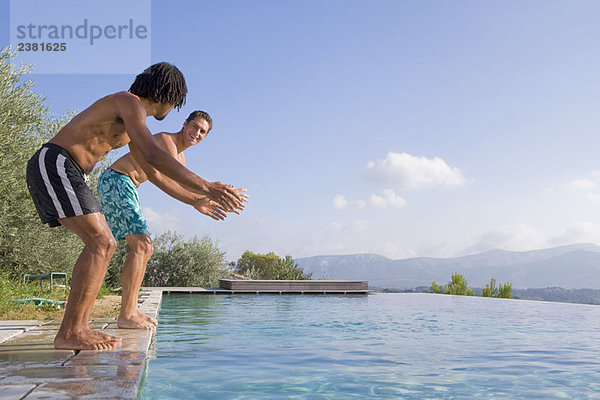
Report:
141,232,228,287
430,272,474,296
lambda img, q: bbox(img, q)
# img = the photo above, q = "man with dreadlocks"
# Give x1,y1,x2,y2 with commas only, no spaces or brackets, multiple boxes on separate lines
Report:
26,62,248,351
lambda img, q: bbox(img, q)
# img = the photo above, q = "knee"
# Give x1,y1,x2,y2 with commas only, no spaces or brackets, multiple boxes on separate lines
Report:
88,231,117,259
130,236,154,261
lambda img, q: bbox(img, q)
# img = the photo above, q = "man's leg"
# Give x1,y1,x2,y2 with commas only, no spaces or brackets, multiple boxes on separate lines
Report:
54,212,121,350
118,234,156,330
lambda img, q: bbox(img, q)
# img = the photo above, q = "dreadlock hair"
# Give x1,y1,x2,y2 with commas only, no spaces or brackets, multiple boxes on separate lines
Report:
129,62,187,110
186,110,213,132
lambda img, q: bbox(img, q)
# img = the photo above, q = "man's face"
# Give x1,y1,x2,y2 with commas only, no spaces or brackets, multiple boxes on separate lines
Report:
154,103,175,121
182,117,210,147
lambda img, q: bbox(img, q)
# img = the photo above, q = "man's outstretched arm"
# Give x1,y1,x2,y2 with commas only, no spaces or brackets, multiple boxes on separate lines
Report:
144,165,233,220
133,139,241,219
133,132,248,216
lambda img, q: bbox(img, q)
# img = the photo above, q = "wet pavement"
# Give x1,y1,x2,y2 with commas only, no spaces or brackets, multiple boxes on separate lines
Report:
0,288,163,399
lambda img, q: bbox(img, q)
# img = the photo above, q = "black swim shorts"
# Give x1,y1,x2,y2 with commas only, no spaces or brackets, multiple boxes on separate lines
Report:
26,143,102,227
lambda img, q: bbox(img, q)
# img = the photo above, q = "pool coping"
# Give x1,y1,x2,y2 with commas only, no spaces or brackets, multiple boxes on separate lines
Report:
0,287,162,400
0,285,371,399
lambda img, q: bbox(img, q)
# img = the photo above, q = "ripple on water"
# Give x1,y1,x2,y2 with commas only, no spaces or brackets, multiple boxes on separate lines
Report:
141,293,600,399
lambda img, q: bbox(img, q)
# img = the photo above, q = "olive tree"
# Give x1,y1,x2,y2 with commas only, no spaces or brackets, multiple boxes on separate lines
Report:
0,48,81,278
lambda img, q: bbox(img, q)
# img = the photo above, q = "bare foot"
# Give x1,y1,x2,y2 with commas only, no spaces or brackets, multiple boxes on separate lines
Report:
118,311,156,331
141,312,158,326
54,328,122,351
89,328,123,343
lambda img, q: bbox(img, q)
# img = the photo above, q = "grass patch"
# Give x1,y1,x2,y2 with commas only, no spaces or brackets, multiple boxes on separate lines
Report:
0,272,67,320
0,272,120,320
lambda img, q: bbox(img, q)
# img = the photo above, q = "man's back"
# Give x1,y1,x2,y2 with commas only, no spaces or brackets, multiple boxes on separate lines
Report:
50,92,171,174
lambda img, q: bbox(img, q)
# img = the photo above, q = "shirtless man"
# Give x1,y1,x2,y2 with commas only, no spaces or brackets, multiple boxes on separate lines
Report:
97,110,244,330
26,63,247,350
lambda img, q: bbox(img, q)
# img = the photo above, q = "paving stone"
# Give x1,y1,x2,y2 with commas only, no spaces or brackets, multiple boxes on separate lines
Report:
6,329,57,345
25,377,139,399
0,288,163,399
28,324,61,332
91,318,117,324
0,322,45,344
88,322,109,330
68,350,147,366
0,345,73,362
0,321,42,327
3,364,142,384
140,302,160,309
0,330,28,344
0,383,36,400
0,346,74,375
110,330,153,353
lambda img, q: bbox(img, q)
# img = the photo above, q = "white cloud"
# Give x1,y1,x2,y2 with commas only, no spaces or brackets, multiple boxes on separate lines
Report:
334,190,407,210
465,223,547,254
563,177,600,203
549,222,600,246
142,207,182,234
568,178,598,191
368,189,407,208
366,152,467,190
330,220,371,233
333,194,366,209
461,222,600,257
374,241,418,260
586,193,600,203
332,194,347,209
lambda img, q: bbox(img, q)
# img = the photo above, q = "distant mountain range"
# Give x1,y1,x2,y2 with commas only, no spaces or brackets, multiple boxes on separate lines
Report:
296,243,600,290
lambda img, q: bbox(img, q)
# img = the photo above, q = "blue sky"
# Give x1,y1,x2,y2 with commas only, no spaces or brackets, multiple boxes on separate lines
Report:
3,1,600,261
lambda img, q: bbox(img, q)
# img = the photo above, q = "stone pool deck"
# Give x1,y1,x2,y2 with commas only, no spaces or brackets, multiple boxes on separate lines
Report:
0,288,163,399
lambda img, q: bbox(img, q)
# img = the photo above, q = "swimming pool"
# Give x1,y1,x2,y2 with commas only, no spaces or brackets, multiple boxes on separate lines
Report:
139,293,600,399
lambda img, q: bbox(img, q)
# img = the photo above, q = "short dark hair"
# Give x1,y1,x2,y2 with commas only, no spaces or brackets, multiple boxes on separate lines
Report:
129,62,187,110
186,110,213,132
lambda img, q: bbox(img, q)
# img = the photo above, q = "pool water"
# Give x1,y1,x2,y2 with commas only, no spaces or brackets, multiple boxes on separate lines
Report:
139,293,600,399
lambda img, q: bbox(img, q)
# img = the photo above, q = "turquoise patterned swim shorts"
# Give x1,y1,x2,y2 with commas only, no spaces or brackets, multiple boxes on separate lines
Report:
97,168,149,241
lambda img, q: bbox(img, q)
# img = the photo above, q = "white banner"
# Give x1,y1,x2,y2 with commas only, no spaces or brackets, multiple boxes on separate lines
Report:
10,0,151,74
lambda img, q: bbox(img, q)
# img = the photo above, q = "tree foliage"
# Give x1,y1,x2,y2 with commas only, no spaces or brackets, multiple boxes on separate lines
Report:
444,272,474,296
0,48,82,278
480,278,497,297
498,282,512,299
481,278,512,298
137,231,228,287
232,251,311,280
432,274,512,298
0,48,114,279
430,272,474,296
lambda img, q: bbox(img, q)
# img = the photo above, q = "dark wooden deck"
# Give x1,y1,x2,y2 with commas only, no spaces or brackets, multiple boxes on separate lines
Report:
218,279,368,294
156,280,369,295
